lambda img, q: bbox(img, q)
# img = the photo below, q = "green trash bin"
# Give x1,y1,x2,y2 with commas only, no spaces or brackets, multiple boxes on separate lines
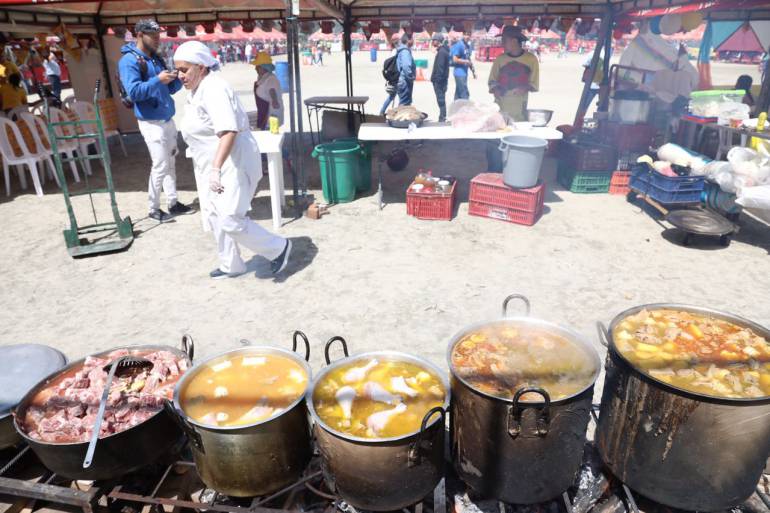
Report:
334,137,372,193
312,141,359,203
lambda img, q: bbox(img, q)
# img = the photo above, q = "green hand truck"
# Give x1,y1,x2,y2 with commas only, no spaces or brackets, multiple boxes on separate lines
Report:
45,80,133,257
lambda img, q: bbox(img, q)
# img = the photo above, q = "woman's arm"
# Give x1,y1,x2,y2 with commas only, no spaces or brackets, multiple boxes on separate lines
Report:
212,131,237,169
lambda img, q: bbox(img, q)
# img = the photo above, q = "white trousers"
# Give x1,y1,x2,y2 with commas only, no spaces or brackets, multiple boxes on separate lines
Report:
195,164,286,274
138,119,178,211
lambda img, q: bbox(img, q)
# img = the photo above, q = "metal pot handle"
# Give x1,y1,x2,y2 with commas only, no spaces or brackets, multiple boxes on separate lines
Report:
596,322,610,348
181,334,195,361
293,330,311,361
324,336,349,365
163,400,203,452
502,294,531,318
408,406,445,468
508,387,550,438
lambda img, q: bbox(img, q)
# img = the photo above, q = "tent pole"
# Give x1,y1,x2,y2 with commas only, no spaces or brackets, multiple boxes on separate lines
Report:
290,15,306,197
344,5,353,97
285,12,301,214
598,15,613,113
757,45,770,116
573,10,612,128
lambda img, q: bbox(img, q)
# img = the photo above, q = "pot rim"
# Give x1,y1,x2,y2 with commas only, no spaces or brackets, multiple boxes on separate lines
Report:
14,344,192,446
446,317,602,405
306,350,450,443
173,345,312,431
606,303,770,405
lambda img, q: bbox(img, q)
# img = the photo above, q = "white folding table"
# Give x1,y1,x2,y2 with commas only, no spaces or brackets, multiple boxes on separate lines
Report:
251,130,285,231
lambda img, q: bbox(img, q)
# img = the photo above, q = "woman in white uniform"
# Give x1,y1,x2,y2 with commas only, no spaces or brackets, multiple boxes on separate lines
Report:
173,41,291,279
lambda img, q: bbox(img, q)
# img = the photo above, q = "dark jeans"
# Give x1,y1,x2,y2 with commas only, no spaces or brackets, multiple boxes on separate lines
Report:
47,74,61,100
432,81,447,122
454,74,469,100
379,94,396,115
397,79,413,107
486,141,503,172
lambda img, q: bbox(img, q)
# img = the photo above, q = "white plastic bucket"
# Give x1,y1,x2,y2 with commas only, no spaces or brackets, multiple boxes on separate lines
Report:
499,135,548,188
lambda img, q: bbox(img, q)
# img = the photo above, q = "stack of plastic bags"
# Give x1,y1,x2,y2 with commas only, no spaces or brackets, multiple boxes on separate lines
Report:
447,100,507,133
702,146,770,210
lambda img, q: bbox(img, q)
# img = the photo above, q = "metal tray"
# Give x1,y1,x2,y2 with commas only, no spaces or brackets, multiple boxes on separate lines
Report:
386,112,427,129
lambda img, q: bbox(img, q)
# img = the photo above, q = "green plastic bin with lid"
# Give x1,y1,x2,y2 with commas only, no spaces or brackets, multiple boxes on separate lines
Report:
312,141,360,203
333,137,372,193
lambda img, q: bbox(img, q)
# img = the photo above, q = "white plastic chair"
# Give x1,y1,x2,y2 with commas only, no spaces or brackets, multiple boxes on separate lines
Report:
19,112,80,184
12,116,59,188
62,95,76,110
8,106,30,121
0,117,49,196
48,107,95,176
70,101,127,157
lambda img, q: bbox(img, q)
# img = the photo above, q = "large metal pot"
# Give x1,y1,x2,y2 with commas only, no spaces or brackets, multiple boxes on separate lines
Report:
171,332,312,498
609,90,651,124
596,304,770,511
307,337,449,511
447,294,601,504
13,337,194,481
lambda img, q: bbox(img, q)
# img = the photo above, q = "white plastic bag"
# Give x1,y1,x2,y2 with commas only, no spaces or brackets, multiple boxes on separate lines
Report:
717,102,750,126
736,185,770,211
714,170,738,193
727,146,757,166
448,100,506,133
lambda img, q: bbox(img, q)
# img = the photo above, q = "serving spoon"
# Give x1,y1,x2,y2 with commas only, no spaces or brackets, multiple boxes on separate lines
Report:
82,356,153,469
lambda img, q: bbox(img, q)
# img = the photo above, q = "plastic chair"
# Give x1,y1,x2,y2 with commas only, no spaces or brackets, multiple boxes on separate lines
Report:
48,107,95,176
0,117,49,196
70,101,127,157
62,95,77,110
12,115,59,188
19,112,80,184
8,106,30,121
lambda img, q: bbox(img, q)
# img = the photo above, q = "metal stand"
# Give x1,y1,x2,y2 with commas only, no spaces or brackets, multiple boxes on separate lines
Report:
45,80,133,257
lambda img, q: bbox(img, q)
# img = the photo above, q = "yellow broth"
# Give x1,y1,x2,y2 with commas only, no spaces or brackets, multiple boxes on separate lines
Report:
181,352,307,427
613,309,770,399
451,322,597,401
313,358,445,439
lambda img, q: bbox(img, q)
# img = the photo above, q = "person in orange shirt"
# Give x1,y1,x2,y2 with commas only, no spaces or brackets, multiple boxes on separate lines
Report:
0,73,28,112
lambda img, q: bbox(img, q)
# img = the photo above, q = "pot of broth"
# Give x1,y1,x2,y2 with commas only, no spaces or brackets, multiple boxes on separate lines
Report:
596,304,770,511
171,332,312,497
447,294,601,504
307,337,449,511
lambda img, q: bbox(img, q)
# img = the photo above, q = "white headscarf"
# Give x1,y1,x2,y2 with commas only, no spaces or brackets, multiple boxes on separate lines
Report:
173,41,220,71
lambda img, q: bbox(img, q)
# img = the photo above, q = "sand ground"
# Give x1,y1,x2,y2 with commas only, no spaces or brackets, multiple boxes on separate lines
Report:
0,52,767,403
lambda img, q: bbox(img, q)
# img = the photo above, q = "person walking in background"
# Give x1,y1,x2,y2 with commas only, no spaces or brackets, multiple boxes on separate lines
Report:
173,41,292,279
396,34,416,107
245,41,254,64
430,33,450,122
451,34,474,100
378,35,403,115
44,52,62,100
119,19,192,222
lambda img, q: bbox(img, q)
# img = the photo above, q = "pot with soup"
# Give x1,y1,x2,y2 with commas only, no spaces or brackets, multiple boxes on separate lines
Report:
596,304,770,511
307,336,449,511
171,332,312,497
447,294,601,504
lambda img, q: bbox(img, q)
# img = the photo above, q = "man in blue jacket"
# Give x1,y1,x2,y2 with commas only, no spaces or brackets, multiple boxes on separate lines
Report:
119,19,191,222
396,34,415,106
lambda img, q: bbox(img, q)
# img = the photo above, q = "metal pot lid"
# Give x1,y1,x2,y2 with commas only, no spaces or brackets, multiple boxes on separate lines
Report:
0,344,67,417
666,209,736,237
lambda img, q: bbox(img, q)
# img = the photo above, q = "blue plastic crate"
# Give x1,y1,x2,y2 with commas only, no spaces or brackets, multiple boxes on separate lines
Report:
630,165,705,204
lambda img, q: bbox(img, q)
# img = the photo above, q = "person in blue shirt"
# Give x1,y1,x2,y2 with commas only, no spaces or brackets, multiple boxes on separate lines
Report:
118,19,192,222
396,34,416,107
451,34,475,101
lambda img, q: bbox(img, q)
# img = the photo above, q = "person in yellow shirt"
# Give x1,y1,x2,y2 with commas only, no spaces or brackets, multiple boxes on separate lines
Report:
1,73,28,113
486,25,540,172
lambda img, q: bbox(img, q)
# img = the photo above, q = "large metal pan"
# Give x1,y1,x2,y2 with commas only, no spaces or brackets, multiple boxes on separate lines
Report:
13,336,194,481
596,303,770,511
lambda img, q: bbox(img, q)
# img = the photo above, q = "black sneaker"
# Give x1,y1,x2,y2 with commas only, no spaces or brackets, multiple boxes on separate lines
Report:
149,209,169,222
210,268,235,280
169,201,193,216
270,240,292,275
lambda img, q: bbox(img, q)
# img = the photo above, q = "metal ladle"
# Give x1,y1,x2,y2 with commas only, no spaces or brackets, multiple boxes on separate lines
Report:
82,356,153,468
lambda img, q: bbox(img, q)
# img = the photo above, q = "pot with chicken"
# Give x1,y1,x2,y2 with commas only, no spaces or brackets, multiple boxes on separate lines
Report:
171,332,312,497
307,337,449,511
596,304,770,511
447,294,601,504
13,337,194,480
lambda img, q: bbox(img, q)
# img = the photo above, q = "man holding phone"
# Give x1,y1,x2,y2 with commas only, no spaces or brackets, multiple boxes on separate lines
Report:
119,19,191,222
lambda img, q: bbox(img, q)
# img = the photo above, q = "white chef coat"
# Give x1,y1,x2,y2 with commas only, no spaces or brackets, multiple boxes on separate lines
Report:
255,72,284,125
181,72,262,219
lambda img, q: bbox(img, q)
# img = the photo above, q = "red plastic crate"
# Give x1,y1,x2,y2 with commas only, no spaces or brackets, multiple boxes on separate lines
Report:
469,201,544,226
406,181,457,220
469,174,545,212
600,121,655,152
609,171,631,195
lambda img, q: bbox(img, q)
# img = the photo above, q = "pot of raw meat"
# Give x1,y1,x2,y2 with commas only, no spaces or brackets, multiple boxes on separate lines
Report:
170,332,313,497
447,294,601,504
307,337,449,511
596,304,770,511
13,336,194,480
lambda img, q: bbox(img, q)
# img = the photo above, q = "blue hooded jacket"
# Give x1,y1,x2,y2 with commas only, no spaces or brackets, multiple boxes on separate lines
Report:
118,43,181,121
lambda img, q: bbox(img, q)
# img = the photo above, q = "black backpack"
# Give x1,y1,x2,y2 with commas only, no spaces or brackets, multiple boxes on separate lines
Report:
117,54,149,109
382,52,401,85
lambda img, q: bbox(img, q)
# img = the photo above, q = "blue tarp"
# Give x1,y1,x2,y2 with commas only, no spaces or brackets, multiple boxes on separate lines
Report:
710,21,742,49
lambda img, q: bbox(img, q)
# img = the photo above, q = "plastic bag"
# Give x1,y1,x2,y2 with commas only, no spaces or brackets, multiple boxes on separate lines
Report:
736,185,770,211
447,100,506,133
717,101,750,127
703,160,731,179
714,170,738,193
727,146,757,166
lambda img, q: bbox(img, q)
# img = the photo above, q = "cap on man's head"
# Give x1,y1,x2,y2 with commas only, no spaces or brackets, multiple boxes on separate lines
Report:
134,19,161,34
431,33,444,43
502,25,527,42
